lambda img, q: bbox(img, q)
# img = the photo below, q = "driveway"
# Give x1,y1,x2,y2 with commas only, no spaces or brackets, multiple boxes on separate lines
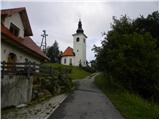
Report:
49,74,123,119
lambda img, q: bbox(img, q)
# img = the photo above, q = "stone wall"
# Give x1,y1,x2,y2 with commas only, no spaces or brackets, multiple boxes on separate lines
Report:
1,75,33,108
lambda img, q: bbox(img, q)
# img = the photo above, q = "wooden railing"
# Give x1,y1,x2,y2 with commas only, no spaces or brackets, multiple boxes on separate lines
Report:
1,61,71,78
1,61,39,78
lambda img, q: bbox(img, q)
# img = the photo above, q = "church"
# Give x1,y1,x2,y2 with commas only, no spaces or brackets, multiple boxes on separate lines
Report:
61,20,87,67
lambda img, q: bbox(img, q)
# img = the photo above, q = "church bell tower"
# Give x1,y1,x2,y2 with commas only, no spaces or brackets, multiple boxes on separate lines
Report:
73,19,87,66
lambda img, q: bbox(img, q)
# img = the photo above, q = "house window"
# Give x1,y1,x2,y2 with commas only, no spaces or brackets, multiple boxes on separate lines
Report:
64,58,66,64
3,49,6,54
76,37,79,42
25,58,28,62
77,49,79,52
20,56,22,60
10,23,20,37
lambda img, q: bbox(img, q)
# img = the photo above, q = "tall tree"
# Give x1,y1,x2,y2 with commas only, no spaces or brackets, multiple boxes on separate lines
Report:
93,11,159,102
46,40,60,63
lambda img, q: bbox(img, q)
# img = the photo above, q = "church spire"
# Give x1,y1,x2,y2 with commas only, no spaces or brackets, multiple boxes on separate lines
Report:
76,19,84,34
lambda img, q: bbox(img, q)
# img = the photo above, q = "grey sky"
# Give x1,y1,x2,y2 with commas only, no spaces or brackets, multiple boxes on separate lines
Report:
1,1,158,61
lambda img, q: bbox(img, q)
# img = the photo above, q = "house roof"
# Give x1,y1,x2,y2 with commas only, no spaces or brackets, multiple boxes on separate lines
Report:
62,47,75,57
1,25,49,60
1,7,33,36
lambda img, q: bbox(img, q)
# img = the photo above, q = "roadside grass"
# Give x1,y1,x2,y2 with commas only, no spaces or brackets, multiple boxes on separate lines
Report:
95,73,159,119
46,63,92,80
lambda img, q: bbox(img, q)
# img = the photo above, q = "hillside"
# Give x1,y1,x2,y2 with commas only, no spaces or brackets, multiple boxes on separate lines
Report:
46,63,92,80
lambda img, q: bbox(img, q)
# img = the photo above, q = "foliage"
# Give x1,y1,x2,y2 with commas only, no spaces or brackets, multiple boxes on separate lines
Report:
46,40,61,63
79,61,96,73
39,67,73,96
95,73,159,119
93,11,159,102
133,11,159,48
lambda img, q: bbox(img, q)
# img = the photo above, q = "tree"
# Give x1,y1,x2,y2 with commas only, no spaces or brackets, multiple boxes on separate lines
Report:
93,11,159,102
133,11,159,48
46,40,60,63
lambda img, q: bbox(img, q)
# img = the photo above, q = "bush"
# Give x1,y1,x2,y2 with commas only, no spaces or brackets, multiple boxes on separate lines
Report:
32,67,73,99
93,12,159,102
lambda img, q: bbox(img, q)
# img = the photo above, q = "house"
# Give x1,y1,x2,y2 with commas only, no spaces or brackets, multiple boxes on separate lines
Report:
1,7,48,108
1,7,48,65
61,19,87,66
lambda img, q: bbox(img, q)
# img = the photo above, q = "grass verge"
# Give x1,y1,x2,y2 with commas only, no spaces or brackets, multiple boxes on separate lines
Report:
46,63,92,80
95,73,159,119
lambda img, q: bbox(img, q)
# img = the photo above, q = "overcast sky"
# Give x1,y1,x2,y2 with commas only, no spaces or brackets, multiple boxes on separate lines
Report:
1,1,158,61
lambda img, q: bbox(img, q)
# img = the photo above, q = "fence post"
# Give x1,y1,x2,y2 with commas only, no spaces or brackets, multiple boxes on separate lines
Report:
33,62,36,73
1,61,5,78
50,66,51,74
27,61,31,78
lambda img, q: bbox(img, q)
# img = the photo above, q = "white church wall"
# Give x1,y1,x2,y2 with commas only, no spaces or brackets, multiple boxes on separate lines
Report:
73,34,87,66
3,13,24,38
61,56,74,66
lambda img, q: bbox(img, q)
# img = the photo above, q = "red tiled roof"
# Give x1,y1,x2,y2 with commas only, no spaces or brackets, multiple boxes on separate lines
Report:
62,47,75,56
1,25,49,60
1,7,33,36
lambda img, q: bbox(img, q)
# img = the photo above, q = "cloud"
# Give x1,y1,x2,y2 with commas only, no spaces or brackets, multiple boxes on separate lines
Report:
1,1,158,61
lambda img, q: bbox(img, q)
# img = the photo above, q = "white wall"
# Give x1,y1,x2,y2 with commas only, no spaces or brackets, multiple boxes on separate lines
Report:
3,13,24,38
73,33,87,66
61,56,74,66
1,42,40,64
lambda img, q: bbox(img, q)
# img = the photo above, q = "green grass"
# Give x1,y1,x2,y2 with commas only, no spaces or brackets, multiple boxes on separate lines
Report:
46,63,92,80
95,73,159,119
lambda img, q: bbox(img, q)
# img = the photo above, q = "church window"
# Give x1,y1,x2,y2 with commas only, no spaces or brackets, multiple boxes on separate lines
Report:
76,37,80,42
64,58,66,64
10,23,20,37
69,58,72,65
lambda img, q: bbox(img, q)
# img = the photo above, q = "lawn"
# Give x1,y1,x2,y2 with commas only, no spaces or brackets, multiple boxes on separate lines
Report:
95,73,159,119
46,63,92,80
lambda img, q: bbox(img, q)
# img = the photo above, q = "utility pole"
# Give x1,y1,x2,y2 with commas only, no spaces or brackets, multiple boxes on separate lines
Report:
40,30,48,54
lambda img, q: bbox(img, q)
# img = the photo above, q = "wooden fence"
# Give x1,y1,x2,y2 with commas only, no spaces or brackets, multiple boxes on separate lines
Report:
1,61,39,78
1,61,72,78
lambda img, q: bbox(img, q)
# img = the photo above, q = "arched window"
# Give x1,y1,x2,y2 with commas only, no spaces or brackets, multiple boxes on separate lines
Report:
64,58,67,64
76,37,80,42
7,53,17,71
7,53,17,63
69,58,72,65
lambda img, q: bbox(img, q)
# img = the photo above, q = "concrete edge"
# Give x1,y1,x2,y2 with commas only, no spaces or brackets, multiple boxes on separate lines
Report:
44,94,68,119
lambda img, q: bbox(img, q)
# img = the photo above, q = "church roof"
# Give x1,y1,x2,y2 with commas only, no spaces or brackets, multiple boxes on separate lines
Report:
62,47,75,57
72,19,87,38
76,19,84,34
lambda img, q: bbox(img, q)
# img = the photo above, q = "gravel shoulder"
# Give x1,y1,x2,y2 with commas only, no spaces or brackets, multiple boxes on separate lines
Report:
1,94,68,119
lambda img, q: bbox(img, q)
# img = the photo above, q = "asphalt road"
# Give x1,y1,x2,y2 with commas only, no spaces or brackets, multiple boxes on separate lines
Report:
49,74,123,119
